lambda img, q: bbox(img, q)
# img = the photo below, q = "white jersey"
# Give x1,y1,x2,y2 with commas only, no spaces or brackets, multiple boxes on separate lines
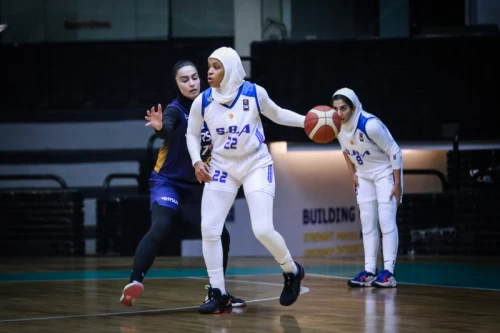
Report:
186,81,305,178
201,81,268,160
337,111,402,178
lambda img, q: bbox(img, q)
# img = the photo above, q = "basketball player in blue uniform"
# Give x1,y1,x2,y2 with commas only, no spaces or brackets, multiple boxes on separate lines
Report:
333,88,402,288
186,47,306,314
120,61,246,307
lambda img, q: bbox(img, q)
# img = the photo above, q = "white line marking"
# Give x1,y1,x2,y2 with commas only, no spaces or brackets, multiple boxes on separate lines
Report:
306,273,500,292
188,276,282,287
0,305,199,323
0,278,310,323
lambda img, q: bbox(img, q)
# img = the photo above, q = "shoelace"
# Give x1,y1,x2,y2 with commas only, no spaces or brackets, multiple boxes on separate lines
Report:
283,274,293,289
378,271,391,279
356,270,372,279
204,284,214,303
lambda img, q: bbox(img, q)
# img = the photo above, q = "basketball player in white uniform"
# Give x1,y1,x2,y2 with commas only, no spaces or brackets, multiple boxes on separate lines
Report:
186,47,306,313
333,88,402,288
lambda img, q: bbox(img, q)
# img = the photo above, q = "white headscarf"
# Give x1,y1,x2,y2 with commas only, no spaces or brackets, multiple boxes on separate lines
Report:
332,87,364,138
208,47,246,104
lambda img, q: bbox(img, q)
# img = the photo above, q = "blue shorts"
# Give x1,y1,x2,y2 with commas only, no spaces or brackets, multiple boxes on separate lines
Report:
149,180,202,212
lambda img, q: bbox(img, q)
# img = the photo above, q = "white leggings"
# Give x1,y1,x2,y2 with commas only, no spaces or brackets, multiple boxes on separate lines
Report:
201,166,295,293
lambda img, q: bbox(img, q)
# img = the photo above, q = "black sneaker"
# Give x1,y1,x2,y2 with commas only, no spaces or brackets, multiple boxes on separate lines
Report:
228,293,247,308
279,262,305,306
199,285,232,314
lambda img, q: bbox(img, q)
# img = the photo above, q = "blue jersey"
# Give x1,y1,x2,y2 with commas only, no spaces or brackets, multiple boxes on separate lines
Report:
150,99,211,187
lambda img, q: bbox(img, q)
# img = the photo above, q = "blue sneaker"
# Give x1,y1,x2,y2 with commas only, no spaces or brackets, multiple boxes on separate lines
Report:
372,269,397,288
347,270,377,287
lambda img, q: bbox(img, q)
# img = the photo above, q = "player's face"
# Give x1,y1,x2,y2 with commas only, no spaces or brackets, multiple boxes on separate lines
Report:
175,66,200,100
333,100,355,124
207,58,224,88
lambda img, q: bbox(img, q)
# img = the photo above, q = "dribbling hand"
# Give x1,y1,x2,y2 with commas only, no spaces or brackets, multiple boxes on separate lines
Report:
145,104,163,131
194,161,212,183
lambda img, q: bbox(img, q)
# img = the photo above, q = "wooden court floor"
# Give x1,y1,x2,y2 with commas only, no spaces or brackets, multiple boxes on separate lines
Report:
0,256,499,333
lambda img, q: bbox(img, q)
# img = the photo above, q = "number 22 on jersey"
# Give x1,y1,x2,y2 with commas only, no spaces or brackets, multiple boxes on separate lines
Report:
216,124,250,150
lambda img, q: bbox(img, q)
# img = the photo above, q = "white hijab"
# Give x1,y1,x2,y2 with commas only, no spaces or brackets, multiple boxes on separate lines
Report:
208,47,246,104
332,87,364,138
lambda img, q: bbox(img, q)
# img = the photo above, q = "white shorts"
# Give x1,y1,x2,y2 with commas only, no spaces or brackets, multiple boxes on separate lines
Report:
204,162,275,197
355,172,403,204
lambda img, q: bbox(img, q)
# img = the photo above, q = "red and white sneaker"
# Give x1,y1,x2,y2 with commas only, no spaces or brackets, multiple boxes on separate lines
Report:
120,281,144,307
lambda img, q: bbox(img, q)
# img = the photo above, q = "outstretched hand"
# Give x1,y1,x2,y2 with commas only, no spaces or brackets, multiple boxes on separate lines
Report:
145,104,163,131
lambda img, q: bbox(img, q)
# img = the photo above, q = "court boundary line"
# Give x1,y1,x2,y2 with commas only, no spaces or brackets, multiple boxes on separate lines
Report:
306,273,500,292
0,278,310,323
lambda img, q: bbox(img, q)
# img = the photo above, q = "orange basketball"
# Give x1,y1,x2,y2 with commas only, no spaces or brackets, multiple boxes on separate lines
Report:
304,105,341,143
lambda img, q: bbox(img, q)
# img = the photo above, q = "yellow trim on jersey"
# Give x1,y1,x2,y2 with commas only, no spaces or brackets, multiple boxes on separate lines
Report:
154,142,169,173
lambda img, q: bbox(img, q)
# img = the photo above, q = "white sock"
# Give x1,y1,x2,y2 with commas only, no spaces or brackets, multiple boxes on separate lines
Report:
207,267,226,295
280,256,298,275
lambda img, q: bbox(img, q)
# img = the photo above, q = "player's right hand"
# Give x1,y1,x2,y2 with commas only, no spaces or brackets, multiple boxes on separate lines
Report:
145,104,163,131
194,161,212,183
352,175,359,193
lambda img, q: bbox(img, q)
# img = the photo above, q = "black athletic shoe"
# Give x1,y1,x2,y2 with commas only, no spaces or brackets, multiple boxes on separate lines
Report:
199,285,232,314
279,262,305,306
228,293,247,308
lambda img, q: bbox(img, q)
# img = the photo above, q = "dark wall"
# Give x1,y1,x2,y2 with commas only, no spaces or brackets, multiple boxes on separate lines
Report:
251,35,500,142
410,0,466,36
290,0,379,40
0,38,233,122
1,35,499,142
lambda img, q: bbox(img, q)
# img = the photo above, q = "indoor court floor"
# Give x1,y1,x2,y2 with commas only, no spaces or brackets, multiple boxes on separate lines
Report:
1,256,499,333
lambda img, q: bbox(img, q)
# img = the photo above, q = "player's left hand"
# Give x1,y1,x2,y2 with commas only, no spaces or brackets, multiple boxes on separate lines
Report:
389,183,402,205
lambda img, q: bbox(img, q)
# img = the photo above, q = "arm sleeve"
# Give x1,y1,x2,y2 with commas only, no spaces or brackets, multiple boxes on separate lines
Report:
154,106,181,140
365,119,402,170
186,95,204,166
257,85,305,128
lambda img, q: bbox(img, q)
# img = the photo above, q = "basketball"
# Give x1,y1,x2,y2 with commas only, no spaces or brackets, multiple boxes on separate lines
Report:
304,105,341,143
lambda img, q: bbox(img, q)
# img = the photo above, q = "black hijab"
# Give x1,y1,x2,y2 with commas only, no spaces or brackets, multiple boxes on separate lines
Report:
171,60,202,111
